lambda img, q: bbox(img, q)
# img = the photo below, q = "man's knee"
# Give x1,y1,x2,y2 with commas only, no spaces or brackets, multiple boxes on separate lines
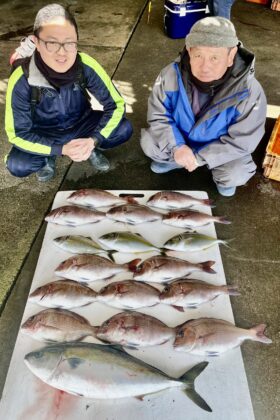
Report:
6,155,33,177
6,148,45,178
101,118,133,149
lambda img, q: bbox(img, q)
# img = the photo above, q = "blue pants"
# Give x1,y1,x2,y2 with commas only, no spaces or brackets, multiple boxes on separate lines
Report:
208,0,235,19
6,111,132,178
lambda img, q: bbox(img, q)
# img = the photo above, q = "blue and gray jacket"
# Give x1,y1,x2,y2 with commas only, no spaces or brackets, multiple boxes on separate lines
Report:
5,52,126,156
141,46,267,169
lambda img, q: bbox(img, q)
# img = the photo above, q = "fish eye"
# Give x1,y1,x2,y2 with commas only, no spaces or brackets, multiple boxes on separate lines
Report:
177,330,184,338
34,351,44,359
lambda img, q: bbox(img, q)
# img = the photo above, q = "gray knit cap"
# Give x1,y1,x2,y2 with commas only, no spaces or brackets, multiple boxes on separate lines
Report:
185,17,238,48
34,4,67,31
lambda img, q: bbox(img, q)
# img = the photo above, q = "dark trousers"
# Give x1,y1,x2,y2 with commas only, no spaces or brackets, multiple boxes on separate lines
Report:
6,111,133,177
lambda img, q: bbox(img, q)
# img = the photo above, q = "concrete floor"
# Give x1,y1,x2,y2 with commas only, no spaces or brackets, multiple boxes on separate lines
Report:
0,0,279,419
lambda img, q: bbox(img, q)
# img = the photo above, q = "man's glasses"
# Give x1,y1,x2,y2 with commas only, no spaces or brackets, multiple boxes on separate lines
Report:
37,37,78,53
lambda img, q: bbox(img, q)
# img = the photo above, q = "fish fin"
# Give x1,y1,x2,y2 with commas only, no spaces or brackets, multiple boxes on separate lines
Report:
68,357,84,369
251,324,272,344
127,258,142,272
217,216,231,225
108,251,117,262
225,285,240,296
205,351,220,356
135,395,145,401
179,362,211,412
201,260,216,274
172,305,185,313
187,304,198,309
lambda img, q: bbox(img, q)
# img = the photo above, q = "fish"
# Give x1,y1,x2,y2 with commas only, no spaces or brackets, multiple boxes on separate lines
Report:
163,232,229,252
133,256,216,283
96,311,174,348
106,204,163,225
28,279,98,309
45,205,105,226
147,191,214,210
98,231,161,253
24,342,212,411
53,235,105,254
159,279,239,310
174,318,272,356
97,280,160,309
67,189,138,208
55,254,140,282
21,308,97,342
162,209,231,229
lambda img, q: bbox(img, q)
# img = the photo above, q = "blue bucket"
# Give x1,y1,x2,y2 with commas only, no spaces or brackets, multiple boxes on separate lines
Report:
164,0,209,39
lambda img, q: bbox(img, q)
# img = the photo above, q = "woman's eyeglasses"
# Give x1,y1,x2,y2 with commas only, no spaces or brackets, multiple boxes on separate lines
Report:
37,37,78,53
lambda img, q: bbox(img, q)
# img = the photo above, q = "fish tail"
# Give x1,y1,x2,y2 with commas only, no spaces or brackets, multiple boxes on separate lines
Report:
91,326,99,337
203,198,215,207
251,324,272,344
224,285,240,296
180,362,212,412
124,196,139,204
220,238,234,249
200,260,216,274
216,216,231,225
127,258,142,272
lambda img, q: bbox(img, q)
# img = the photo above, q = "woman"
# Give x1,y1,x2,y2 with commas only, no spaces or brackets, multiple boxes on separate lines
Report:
5,4,132,181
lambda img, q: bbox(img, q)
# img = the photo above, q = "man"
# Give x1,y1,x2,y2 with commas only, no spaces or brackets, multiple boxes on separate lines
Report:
141,17,266,196
208,1,236,20
5,4,132,182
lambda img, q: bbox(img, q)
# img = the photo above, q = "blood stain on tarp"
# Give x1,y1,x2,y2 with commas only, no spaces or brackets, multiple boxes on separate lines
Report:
19,378,78,420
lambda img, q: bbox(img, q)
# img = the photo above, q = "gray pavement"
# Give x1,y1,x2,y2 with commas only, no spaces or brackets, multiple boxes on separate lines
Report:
0,1,279,419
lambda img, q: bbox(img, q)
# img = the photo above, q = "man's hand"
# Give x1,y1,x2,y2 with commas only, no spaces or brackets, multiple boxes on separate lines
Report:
174,145,198,172
62,138,95,162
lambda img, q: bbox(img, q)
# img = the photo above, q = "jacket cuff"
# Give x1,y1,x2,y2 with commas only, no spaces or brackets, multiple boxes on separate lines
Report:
51,144,63,156
194,153,205,167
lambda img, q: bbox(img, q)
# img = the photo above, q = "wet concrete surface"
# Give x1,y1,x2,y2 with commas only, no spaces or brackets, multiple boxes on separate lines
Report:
0,1,279,419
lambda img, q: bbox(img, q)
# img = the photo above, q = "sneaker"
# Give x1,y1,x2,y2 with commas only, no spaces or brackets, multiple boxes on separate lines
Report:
89,150,110,171
216,185,236,197
150,161,182,174
36,157,56,182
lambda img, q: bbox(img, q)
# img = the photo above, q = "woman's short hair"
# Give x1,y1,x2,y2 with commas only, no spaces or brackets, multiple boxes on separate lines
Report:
33,3,78,38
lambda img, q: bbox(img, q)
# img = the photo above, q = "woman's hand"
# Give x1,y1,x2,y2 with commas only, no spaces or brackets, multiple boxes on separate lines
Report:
174,145,198,172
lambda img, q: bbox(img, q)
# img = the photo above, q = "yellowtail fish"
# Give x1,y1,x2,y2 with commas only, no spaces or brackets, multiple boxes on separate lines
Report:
98,231,161,253
25,342,212,411
164,232,229,252
53,235,104,254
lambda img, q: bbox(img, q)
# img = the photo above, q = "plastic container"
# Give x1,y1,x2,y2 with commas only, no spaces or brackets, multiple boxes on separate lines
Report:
164,0,208,39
